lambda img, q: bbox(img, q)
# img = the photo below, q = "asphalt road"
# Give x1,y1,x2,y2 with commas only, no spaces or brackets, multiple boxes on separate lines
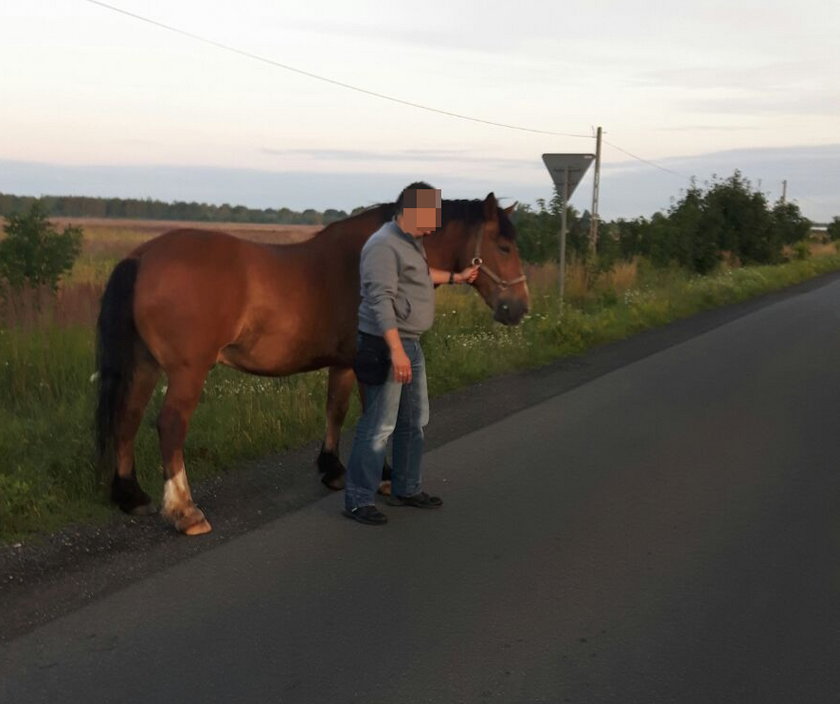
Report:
3,275,840,703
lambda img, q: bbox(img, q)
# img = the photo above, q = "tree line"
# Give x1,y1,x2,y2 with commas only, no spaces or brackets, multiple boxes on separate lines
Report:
513,171,838,274
3,171,838,294
0,193,352,226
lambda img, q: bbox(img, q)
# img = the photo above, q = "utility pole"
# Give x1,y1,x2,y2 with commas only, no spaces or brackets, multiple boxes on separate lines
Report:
781,180,787,204
589,126,602,256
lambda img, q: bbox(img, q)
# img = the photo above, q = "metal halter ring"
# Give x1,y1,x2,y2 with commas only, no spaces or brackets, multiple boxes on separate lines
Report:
471,257,483,267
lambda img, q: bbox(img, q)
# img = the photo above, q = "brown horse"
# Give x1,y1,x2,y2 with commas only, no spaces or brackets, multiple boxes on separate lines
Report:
96,193,529,535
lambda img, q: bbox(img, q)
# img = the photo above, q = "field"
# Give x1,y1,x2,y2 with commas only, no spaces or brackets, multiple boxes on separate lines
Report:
51,217,320,284
1,218,839,541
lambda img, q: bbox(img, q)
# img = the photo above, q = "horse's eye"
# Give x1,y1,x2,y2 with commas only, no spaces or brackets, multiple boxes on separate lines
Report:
499,244,511,254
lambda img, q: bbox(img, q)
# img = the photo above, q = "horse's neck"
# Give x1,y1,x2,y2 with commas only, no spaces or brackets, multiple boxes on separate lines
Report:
267,207,390,259
317,207,391,252
266,207,472,269
425,221,468,271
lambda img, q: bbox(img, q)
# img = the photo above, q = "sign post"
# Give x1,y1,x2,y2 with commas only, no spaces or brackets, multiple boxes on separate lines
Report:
541,153,595,301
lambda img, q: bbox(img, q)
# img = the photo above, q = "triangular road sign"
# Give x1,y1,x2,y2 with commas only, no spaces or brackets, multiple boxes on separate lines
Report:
542,153,595,199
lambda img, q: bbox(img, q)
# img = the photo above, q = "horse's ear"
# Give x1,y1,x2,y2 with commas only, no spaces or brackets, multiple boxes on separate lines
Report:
483,192,498,220
503,201,518,216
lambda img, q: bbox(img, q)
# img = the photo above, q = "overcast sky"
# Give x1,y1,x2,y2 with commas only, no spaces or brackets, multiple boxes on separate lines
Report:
2,0,838,219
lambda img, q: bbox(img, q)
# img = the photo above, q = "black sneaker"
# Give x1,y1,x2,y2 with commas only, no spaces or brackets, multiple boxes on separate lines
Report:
343,505,388,525
386,492,443,509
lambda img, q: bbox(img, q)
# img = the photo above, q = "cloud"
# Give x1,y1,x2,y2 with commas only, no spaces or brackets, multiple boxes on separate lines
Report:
260,147,539,170
2,143,838,222
653,125,758,133
0,159,514,211
641,62,807,91
680,90,840,117
596,144,840,221
261,147,467,161
276,16,524,54
636,60,840,117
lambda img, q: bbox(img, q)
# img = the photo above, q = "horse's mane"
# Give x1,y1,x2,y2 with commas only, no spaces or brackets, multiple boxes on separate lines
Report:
440,200,516,241
358,199,516,241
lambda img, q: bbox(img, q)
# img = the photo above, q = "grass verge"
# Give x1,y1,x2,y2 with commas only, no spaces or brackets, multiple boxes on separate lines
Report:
2,251,840,542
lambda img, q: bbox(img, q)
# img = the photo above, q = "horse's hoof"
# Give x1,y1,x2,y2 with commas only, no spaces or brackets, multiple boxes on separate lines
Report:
129,502,158,516
377,480,392,496
113,481,155,516
321,473,345,491
174,507,212,535
182,519,213,536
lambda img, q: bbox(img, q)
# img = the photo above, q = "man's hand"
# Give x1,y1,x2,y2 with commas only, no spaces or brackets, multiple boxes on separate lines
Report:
390,347,412,384
456,264,481,285
384,328,412,384
430,265,480,286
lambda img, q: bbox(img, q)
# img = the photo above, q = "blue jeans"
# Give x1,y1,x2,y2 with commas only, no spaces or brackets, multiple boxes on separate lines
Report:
345,336,430,510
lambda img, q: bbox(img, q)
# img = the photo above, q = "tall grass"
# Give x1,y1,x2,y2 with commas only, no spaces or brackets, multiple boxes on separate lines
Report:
0,316,336,537
2,228,840,541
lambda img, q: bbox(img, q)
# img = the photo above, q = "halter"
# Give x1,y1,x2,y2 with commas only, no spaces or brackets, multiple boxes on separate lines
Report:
470,225,527,291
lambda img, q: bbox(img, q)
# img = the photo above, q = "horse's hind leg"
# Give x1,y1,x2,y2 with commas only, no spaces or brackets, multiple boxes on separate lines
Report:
318,366,356,490
112,354,161,515
157,367,212,535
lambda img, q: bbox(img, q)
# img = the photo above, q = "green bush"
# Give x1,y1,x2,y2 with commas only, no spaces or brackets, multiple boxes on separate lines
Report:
0,203,83,292
512,195,590,265
602,172,812,274
827,217,840,241
792,241,811,260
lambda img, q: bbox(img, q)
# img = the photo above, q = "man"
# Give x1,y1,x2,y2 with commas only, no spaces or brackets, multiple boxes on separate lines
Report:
343,182,480,525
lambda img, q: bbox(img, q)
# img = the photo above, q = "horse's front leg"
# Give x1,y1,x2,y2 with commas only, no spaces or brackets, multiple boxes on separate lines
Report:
318,365,356,490
158,367,212,535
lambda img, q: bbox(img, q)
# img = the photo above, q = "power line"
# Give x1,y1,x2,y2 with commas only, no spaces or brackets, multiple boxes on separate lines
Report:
82,1,736,185
82,0,592,139
603,138,689,178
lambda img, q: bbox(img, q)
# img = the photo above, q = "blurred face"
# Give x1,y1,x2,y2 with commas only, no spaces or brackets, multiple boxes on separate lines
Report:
399,188,441,237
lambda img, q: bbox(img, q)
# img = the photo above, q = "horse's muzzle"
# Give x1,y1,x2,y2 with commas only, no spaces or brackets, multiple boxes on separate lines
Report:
493,295,529,325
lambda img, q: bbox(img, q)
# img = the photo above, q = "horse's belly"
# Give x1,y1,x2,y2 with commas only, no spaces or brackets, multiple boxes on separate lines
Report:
217,335,348,376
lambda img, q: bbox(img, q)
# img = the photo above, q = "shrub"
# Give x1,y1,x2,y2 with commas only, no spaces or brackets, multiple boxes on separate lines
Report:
0,203,83,292
792,241,811,260
827,217,840,242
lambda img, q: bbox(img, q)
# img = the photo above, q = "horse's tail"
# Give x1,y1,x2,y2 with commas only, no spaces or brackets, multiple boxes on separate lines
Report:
95,258,139,487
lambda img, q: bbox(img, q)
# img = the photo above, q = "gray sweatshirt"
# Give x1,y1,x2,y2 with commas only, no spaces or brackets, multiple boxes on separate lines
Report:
357,219,435,339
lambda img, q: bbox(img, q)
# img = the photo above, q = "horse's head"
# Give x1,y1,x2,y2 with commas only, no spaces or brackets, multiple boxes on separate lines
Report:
443,193,530,325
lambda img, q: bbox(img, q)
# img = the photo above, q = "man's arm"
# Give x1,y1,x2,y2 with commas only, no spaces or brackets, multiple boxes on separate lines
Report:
361,244,413,383
429,265,481,286
361,245,400,334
